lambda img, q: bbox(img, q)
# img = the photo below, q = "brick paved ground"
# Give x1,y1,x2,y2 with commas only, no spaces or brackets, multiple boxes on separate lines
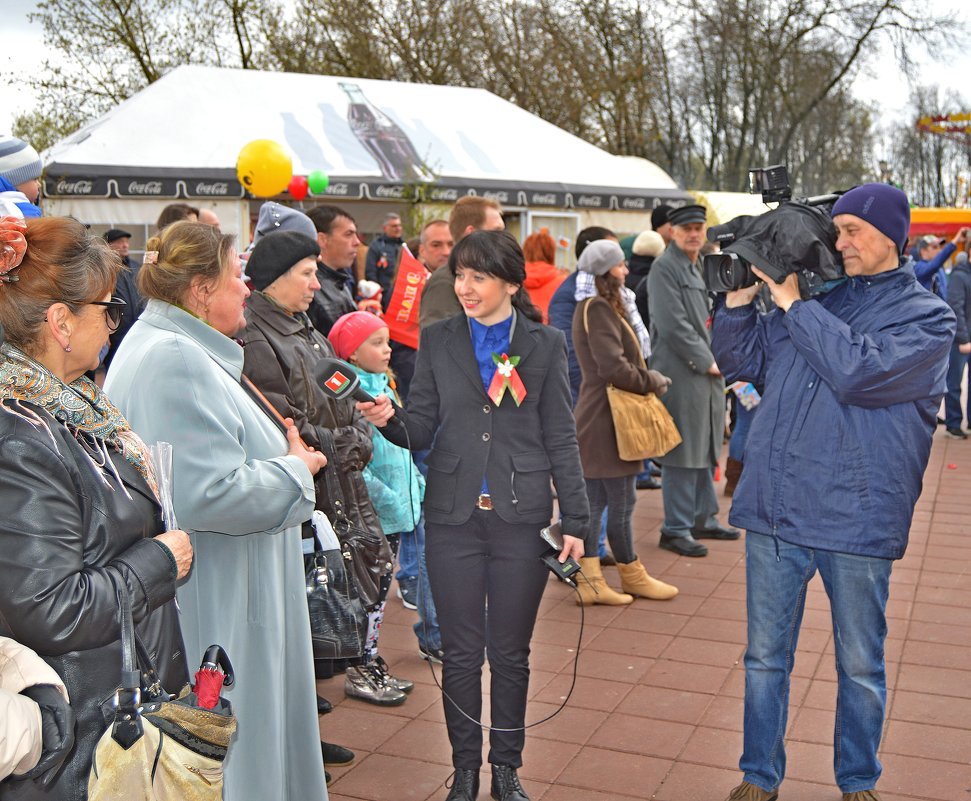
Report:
318,431,971,801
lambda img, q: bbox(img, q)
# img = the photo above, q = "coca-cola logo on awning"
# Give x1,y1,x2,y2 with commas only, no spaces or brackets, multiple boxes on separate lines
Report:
55,180,93,194
483,191,509,203
375,185,405,198
326,183,349,195
428,188,459,202
127,181,163,195
621,197,647,210
195,182,229,196
576,195,603,207
530,193,558,206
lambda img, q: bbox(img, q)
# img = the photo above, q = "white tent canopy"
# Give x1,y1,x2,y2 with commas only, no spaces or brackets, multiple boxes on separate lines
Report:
43,65,688,213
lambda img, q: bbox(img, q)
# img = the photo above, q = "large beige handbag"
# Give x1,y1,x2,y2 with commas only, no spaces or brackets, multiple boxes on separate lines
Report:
88,576,236,801
582,299,682,460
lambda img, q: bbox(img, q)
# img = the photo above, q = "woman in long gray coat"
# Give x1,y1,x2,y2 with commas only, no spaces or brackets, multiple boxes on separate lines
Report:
105,222,329,801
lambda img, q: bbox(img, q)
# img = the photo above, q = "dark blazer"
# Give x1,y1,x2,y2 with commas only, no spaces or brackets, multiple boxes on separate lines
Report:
0,400,186,801
397,311,590,537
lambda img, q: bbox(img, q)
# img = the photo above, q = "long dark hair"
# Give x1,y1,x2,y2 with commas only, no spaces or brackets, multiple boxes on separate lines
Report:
448,230,542,322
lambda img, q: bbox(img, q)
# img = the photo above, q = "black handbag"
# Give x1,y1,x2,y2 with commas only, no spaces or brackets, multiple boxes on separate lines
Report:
317,429,394,611
304,518,367,661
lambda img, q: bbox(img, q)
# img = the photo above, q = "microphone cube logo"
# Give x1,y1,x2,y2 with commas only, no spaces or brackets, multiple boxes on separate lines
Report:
325,371,351,396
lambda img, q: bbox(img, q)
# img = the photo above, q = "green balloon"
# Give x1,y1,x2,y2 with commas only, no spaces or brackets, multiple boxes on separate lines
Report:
308,170,330,195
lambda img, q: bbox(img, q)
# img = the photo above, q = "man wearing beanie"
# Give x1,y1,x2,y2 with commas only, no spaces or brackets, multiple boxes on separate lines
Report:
0,136,43,218
710,184,956,801
648,203,739,559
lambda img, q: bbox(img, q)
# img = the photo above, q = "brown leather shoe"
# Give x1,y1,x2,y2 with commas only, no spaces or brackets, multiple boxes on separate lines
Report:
842,791,881,801
724,781,778,801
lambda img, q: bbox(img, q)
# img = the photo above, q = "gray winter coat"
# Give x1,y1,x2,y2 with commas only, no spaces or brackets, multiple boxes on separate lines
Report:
647,242,725,468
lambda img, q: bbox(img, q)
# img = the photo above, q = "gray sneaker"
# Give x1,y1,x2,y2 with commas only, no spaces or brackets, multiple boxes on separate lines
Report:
369,656,414,693
344,665,406,706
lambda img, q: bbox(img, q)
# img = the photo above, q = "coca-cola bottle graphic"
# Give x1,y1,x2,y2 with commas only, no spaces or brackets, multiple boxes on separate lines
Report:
339,82,435,182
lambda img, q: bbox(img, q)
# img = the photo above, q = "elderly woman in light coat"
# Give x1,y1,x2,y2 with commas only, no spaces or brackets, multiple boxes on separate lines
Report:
104,222,329,801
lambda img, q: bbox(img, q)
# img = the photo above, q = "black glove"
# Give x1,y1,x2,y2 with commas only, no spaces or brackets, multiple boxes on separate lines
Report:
14,684,75,787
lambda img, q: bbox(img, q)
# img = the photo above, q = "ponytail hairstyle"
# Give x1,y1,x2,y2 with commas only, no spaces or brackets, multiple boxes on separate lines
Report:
138,221,236,307
448,230,542,323
0,217,119,357
595,272,626,320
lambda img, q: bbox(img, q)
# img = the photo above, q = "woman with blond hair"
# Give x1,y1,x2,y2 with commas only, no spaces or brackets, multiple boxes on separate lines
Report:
105,221,329,801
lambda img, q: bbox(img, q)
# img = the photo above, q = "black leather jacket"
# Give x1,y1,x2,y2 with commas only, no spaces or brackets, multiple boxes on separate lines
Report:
0,400,187,801
307,262,356,337
239,292,383,540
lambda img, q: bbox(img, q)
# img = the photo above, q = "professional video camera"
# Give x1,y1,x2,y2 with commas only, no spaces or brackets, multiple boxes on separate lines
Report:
702,165,845,296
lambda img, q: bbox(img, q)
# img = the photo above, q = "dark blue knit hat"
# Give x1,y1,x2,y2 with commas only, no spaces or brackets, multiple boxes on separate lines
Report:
831,183,910,254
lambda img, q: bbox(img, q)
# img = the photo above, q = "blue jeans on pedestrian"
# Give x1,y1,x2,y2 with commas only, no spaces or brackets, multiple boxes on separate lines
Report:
412,517,442,652
397,528,419,582
741,531,892,794
944,341,970,429
729,401,755,462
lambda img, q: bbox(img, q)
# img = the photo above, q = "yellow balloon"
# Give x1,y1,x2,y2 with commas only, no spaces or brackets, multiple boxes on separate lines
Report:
236,140,293,198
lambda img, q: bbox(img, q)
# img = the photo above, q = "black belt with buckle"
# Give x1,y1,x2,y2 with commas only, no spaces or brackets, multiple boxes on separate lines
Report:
475,493,494,511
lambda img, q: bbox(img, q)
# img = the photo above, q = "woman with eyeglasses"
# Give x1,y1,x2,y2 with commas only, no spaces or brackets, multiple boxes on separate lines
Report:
104,221,330,801
0,216,192,801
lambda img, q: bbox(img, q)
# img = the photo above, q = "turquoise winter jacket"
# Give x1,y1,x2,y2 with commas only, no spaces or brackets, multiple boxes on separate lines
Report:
356,369,425,534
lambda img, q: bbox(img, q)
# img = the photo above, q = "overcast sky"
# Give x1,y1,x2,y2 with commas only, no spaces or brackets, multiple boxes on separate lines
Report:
1,0,969,152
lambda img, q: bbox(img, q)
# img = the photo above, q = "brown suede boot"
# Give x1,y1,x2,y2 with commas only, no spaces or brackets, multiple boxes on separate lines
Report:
724,781,778,801
724,457,744,497
576,557,634,606
616,558,678,600
841,791,882,801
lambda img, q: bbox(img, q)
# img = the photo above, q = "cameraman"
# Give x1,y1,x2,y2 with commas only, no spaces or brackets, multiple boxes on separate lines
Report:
710,184,955,801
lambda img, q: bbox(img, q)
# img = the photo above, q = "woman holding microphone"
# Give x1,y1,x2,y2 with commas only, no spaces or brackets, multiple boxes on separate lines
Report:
360,230,589,801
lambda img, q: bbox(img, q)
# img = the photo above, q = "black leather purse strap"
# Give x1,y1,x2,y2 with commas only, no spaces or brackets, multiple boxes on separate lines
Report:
108,572,145,748
316,429,351,528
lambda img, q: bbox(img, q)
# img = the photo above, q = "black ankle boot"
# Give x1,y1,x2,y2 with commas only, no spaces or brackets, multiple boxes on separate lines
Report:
445,768,479,801
490,765,530,801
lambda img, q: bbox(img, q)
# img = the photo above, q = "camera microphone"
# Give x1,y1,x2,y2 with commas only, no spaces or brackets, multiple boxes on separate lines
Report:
313,357,378,404
313,357,405,432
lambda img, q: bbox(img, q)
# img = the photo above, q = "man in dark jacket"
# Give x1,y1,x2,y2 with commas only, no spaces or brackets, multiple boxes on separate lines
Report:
101,229,145,369
306,205,359,336
944,250,971,437
365,213,404,310
712,184,955,801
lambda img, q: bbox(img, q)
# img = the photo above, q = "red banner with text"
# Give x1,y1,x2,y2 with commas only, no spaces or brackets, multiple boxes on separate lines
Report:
385,246,429,349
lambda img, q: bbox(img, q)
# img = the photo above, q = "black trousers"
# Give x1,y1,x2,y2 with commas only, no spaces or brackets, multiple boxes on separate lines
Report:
425,510,549,769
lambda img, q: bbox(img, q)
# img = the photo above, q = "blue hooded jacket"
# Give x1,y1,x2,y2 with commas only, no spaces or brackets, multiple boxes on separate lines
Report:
711,262,955,559
0,176,42,218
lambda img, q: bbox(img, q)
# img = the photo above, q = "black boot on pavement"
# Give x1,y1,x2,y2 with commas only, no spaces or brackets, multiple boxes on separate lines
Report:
491,764,530,801
445,768,480,801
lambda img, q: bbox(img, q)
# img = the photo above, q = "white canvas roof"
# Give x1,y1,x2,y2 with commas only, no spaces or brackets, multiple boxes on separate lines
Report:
43,65,688,211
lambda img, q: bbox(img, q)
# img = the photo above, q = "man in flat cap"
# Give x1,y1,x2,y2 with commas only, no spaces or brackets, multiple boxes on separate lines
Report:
647,204,740,558
100,228,145,369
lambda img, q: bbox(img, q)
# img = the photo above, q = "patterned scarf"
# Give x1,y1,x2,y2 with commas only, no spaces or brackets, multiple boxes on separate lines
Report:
574,271,652,357
0,343,158,498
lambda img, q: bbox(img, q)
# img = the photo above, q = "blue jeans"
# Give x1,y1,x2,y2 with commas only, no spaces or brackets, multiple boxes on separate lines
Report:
729,401,755,462
944,341,970,429
742,531,892,794
397,528,419,581
412,518,442,651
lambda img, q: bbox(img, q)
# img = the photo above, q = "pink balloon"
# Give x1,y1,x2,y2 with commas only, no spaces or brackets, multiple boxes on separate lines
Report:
288,175,309,201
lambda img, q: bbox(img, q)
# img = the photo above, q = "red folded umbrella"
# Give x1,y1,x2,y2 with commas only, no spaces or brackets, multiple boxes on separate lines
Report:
193,645,234,709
